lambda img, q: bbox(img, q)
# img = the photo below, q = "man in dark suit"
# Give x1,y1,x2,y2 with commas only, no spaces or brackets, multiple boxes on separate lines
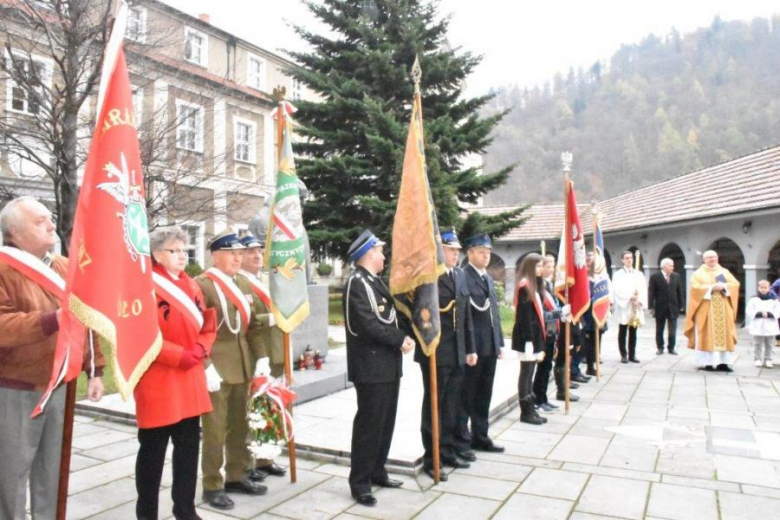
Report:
648,257,684,355
415,229,477,481
455,233,505,456
343,230,414,507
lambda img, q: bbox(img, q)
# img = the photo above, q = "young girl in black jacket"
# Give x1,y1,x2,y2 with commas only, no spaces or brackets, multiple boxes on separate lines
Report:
512,253,570,424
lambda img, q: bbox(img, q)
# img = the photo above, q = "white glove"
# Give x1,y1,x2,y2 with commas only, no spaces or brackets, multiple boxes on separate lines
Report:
255,357,271,377
205,364,222,393
268,313,276,327
561,304,572,319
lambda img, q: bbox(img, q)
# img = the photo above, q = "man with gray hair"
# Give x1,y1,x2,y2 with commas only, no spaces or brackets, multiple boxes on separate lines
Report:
648,258,684,355
0,196,105,519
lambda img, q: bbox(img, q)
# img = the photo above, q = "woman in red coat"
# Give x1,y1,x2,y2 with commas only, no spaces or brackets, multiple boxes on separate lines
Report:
135,227,217,520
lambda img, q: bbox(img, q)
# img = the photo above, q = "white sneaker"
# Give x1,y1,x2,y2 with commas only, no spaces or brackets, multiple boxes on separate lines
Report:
766,360,774,369
755,359,763,367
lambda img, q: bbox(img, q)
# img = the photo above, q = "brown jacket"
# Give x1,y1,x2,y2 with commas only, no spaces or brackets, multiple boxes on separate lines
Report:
0,254,105,390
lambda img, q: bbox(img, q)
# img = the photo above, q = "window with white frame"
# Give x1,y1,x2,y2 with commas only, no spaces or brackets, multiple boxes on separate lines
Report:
175,100,203,153
292,78,302,100
184,27,208,66
234,119,256,164
5,51,52,115
125,6,146,43
247,54,266,91
131,84,143,127
182,223,204,266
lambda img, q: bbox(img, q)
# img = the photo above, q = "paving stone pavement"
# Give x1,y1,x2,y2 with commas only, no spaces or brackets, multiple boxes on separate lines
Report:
61,320,780,519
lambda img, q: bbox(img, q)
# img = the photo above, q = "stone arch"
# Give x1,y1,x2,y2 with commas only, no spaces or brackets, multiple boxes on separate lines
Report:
768,239,780,285
658,242,687,288
707,237,746,322
515,250,543,271
487,252,506,299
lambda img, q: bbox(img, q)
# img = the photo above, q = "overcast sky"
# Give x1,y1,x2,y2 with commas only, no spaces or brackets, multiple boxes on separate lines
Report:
162,0,779,96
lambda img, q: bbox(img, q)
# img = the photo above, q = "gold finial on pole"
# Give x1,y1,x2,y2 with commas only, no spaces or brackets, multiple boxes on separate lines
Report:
561,151,573,173
411,54,422,94
272,85,287,102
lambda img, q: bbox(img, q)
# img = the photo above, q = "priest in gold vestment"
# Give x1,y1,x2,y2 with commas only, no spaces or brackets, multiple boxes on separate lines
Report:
684,250,740,372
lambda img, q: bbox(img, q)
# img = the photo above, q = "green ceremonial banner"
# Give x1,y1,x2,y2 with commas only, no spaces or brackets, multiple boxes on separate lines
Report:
265,103,310,332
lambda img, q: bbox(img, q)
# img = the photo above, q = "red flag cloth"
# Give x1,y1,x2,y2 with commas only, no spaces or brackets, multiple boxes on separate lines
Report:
34,8,161,415
554,180,591,323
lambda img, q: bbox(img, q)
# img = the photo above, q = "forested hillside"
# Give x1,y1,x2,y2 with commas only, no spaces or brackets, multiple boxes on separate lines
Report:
483,15,780,205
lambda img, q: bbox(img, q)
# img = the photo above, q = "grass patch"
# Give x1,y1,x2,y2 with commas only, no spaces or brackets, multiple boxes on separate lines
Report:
329,297,344,325
76,338,119,399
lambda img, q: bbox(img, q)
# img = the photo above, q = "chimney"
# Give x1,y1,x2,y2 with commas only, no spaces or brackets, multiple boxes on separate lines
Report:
198,13,210,24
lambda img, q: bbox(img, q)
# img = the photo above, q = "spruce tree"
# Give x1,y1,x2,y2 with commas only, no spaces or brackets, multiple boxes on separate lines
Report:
287,0,526,260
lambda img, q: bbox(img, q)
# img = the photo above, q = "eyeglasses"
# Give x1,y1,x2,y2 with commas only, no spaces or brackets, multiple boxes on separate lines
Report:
163,248,188,255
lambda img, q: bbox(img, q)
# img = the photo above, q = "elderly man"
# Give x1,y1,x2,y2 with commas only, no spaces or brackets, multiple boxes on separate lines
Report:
415,229,476,481
238,233,287,480
648,258,684,355
0,196,104,520
613,251,647,363
455,233,504,457
197,231,268,510
685,250,740,372
344,229,414,507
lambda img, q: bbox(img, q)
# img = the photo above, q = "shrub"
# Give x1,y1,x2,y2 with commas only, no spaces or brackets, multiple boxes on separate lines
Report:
185,262,204,277
316,262,333,276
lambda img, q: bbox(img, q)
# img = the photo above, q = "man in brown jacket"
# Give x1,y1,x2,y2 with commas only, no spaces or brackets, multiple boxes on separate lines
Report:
0,196,105,520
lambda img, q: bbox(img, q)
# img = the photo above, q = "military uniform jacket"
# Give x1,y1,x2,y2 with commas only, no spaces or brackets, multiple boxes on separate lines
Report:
414,267,475,367
344,266,407,384
244,271,284,366
196,273,273,384
464,264,504,357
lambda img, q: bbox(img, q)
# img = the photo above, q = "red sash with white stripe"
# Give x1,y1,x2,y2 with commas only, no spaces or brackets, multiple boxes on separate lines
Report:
519,278,546,339
205,268,251,326
239,270,271,308
152,272,204,336
543,291,560,334
0,246,65,300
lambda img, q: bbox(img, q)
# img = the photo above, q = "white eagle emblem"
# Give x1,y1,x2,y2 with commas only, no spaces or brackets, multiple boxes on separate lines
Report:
572,224,586,269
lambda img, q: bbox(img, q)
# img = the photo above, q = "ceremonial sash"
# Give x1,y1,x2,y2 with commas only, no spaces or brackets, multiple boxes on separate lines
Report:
152,272,204,335
0,246,65,300
533,292,547,339
543,291,560,334
240,269,271,308
205,268,251,326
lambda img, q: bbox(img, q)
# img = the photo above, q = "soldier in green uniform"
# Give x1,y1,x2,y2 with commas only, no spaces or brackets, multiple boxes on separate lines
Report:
196,230,272,510
238,233,287,479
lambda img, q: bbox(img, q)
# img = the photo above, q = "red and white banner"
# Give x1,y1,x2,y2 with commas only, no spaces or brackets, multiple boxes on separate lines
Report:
554,180,591,323
205,268,251,326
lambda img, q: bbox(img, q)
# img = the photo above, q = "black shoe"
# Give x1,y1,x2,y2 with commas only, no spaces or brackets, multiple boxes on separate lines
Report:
372,477,403,488
572,373,589,383
668,349,678,356
442,457,470,469
629,357,640,363
352,492,377,506
703,365,715,372
457,450,476,462
621,356,628,364
472,442,505,453
657,348,664,355
557,392,580,402
202,489,234,510
224,478,267,495
257,463,286,477
569,382,579,389
586,367,597,376
423,467,448,481
521,413,545,425
716,363,734,373
247,468,267,482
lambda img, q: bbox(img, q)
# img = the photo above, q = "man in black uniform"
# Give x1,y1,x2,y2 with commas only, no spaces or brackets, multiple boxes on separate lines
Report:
455,233,505,457
415,229,477,481
344,230,414,507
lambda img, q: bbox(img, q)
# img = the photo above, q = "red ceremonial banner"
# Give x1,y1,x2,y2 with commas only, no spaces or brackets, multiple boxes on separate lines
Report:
34,20,161,415
555,180,591,323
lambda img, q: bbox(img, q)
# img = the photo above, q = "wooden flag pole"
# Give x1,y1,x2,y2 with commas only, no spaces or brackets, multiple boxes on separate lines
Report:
562,153,572,414
55,379,78,520
429,352,441,483
274,86,297,484
592,210,601,382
